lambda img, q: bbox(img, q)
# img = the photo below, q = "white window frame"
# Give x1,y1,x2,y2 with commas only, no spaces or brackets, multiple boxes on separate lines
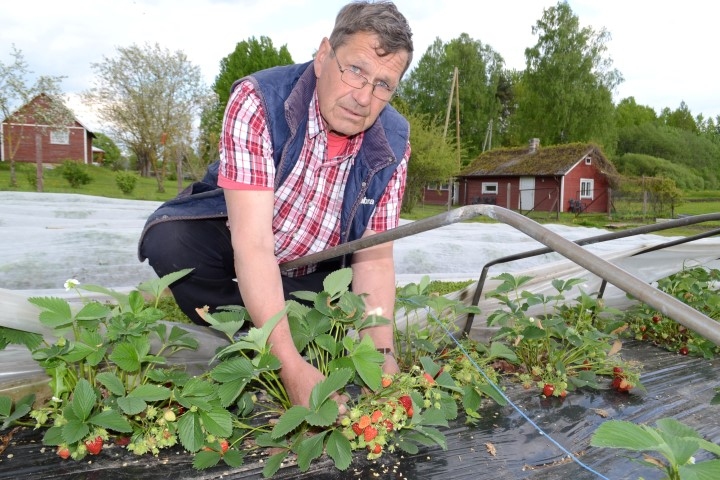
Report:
584,156,592,165
427,182,449,191
50,129,70,145
481,182,498,194
580,178,594,199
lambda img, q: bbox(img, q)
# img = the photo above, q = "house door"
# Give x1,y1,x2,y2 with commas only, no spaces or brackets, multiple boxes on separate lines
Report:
519,176,535,210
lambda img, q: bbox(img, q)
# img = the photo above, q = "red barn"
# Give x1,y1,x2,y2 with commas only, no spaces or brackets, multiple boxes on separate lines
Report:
456,139,618,214
1,93,95,165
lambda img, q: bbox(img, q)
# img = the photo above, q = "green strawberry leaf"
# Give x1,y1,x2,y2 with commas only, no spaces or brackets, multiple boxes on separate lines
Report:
192,449,222,470
296,431,328,472
89,409,133,432
263,451,289,478
326,429,352,471
177,411,204,453
272,405,310,439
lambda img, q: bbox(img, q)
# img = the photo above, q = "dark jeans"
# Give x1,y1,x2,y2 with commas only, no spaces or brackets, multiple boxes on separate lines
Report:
139,219,335,325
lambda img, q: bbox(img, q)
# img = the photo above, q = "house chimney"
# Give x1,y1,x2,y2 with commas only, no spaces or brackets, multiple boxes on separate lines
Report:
529,138,540,153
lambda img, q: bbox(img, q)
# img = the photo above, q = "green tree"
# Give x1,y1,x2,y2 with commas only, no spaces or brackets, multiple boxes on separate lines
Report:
0,45,71,188
510,1,622,150
92,132,122,169
615,97,657,130
617,122,720,189
199,36,293,160
659,101,698,133
697,114,720,144
84,43,210,193
394,104,461,213
614,153,704,190
399,34,506,158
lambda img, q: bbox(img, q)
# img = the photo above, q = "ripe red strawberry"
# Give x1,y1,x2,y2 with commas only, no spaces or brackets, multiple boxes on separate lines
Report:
369,443,382,454
542,384,555,397
423,372,436,384
618,379,631,392
57,446,71,459
358,414,371,430
398,395,412,413
679,346,689,355
612,366,623,376
406,407,414,417
351,423,363,436
364,425,378,442
220,439,229,454
85,436,103,455
371,410,383,423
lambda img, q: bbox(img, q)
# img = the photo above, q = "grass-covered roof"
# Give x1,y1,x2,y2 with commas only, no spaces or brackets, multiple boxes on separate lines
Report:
459,142,618,177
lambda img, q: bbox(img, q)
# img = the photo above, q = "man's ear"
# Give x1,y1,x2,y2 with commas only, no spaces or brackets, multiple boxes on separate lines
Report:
314,37,331,77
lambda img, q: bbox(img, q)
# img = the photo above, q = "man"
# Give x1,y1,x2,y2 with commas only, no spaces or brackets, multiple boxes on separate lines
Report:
139,1,413,408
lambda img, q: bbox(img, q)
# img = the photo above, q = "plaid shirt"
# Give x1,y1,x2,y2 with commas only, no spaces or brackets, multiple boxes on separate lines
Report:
219,80,409,276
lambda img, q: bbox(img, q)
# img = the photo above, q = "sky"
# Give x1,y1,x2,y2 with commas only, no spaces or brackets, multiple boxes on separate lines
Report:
2,0,718,132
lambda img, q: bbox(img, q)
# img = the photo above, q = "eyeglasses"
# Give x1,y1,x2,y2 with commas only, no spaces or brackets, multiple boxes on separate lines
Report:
331,48,396,101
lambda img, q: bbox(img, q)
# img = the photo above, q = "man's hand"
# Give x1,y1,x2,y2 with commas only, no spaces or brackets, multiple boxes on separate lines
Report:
382,354,400,376
280,358,348,414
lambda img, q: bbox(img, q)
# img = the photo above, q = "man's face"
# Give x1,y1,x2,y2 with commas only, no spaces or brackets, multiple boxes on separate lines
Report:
314,32,408,137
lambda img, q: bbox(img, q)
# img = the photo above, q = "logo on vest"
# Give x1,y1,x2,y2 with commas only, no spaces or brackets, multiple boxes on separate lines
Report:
360,197,375,205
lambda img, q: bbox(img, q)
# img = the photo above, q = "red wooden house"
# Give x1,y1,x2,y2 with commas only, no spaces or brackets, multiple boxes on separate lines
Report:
1,93,95,165
456,139,619,213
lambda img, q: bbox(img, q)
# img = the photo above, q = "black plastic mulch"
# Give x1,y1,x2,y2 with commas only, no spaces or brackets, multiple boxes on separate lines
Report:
1,341,718,480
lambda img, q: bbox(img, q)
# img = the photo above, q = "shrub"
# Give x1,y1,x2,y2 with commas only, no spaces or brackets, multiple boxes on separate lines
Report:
60,160,92,188
25,168,37,189
115,171,138,195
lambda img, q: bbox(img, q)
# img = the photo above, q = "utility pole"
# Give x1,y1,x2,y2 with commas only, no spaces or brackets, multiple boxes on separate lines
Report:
443,67,460,211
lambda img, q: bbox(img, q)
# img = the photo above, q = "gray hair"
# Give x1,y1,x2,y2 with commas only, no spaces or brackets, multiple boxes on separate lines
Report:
329,1,414,74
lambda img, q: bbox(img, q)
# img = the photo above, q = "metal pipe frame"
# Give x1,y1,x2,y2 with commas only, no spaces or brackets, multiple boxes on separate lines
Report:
279,206,720,346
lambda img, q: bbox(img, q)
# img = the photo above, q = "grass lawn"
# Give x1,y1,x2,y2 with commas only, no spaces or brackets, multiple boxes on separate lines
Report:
3,160,720,236
0,161,191,202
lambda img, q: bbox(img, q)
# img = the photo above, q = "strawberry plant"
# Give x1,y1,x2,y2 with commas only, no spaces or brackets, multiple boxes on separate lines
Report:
3,267,688,477
0,269,509,476
591,418,720,479
486,273,642,395
623,266,720,358
394,276,482,367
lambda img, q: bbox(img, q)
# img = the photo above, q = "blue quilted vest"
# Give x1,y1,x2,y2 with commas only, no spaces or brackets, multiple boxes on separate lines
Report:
139,62,409,263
